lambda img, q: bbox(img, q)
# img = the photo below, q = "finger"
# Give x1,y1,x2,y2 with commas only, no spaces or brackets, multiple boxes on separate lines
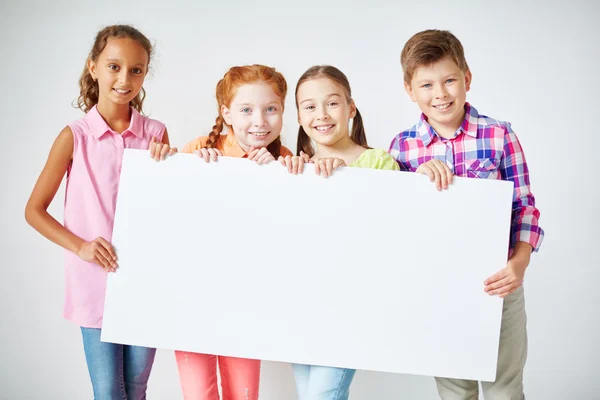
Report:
417,164,435,181
326,159,333,177
499,283,522,298
259,152,274,165
333,158,344,170
443,162,453,185
300,151,311,163
314,160,321,176
285,155,292,172
169,147,178,155
484,276,512,293
430,165,441,190
491,282,520,297
216,149,223,156
247,147,259,160
209,149,219,162
433,160,448,189
484,269,508,285
292,156,299,174
95,244,114,267
160,144,169,160
94,254,112,271
200,148,210,162
278,156,285,167
298,157,304,174
97,237,117,261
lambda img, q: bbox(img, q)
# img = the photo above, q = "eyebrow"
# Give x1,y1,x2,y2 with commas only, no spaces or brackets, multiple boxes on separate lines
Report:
105,59,147,67
299,93,342,104
234,102,280,107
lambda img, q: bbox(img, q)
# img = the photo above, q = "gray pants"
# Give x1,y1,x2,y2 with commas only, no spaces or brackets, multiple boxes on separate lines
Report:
435,286,527,400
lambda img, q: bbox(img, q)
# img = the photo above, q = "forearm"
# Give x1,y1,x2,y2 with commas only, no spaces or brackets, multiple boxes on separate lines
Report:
25,206,84,255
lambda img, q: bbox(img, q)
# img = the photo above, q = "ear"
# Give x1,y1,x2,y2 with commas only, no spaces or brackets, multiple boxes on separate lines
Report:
464,69,472,92
221,104,232,125
404,81,417,102
87,58,97,81
349,100,357,119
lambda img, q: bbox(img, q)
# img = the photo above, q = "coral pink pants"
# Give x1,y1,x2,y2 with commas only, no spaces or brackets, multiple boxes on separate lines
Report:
175,351,260,400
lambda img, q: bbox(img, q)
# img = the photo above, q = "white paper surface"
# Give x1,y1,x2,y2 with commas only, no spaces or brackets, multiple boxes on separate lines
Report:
101,149,514,381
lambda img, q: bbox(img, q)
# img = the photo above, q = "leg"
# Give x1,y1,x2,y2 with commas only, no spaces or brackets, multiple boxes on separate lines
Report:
80,327,126,400
219,356,261,400
292,364,311,400
123,344,157,400
175,351,219,400
434,377,479,400
481,286,527,400
307,365,356,400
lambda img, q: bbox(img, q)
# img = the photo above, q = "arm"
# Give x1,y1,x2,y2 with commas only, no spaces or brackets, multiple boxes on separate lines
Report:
484,125,543,297
25,127,117,271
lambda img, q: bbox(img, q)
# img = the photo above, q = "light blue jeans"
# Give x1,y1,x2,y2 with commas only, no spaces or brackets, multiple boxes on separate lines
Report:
81,327,156,400
292,363,356,400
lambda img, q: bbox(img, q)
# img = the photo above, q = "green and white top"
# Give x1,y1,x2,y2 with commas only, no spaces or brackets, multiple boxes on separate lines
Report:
350,148,400,171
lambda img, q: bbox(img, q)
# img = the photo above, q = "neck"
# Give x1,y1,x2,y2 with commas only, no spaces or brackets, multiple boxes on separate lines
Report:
428,110,466,139
96,99,132,134
314,134,365,165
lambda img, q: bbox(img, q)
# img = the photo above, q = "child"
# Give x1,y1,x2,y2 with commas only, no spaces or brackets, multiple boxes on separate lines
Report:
174,64,293,400
284,65,399,400
24,25,172,399
388,29,544,399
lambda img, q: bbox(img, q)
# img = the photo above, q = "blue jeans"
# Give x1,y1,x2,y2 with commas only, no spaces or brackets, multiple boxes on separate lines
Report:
81,327,156,400
292,363,356,400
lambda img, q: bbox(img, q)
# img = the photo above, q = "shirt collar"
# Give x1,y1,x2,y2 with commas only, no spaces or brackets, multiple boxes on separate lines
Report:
225,131,248,158
416,102,479,146
86,105,143,139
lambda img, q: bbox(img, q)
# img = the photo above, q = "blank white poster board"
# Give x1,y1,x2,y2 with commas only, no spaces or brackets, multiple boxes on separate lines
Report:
101,149,514,382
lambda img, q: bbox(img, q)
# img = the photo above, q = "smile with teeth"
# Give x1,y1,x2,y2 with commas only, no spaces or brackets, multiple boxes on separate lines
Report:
250,131,269,137
433,102,452,110
314,124,334,132
113,88,131,94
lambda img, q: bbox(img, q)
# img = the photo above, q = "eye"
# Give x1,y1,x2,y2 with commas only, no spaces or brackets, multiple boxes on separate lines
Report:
108,64,119,71
266,106,277,112
241,107,251,113
304,105,315,110
422,83,432,89
328,101,338,107
132,68,143,75
445,79,456,84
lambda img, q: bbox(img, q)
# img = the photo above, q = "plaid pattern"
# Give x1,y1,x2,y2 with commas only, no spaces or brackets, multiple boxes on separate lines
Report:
389,103,543,252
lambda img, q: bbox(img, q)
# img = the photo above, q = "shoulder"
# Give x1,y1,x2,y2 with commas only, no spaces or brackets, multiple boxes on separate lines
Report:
68,114,93,137
389,122,423,146
355,148,400,171
181,136,211,153
140,113,166,136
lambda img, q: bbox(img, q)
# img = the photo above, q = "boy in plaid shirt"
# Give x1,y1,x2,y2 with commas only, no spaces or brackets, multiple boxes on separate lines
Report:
389,29,544,399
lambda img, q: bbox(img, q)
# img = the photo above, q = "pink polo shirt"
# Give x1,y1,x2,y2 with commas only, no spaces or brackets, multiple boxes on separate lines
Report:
64,105,165,328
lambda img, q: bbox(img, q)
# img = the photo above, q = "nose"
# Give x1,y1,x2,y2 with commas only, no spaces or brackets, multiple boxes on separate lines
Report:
253,111,267,127
118,69,130,85
434,84,447,99
316,105,329,120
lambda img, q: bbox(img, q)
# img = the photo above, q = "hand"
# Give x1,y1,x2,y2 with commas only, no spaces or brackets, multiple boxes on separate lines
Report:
248,147,275,165
149,136,177,161
77,237,118,273
314,157,345,178
278,155,305,174
416,159,453,191
484,243,532,298
193,148,223,162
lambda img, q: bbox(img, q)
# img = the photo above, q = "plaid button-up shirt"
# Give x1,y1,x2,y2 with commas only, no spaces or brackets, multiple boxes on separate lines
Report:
388,103,543,252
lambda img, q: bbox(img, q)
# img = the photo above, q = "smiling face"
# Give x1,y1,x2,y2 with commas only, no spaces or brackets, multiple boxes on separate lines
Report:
405,56,472,138
221,81,284,152
88,37,149,108
296,77,356,148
